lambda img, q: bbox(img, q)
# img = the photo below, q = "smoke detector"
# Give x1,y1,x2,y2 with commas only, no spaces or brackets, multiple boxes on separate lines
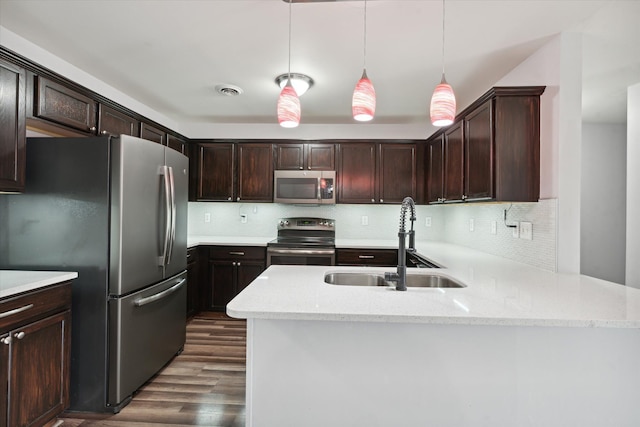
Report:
215,84,244,96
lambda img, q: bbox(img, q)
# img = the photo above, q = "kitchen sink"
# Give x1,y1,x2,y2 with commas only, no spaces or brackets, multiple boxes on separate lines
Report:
324,272,466,288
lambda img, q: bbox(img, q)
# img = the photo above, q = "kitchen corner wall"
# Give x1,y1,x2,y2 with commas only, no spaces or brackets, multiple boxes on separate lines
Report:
188,198,557,272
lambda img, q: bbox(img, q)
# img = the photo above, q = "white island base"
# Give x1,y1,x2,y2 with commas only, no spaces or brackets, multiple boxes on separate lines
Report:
246,318,640,427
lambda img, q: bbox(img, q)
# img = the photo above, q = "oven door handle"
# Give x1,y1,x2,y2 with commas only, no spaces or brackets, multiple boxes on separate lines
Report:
267,248,335,256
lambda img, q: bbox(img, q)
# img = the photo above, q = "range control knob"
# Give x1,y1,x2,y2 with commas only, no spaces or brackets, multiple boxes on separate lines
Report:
283,220,290,226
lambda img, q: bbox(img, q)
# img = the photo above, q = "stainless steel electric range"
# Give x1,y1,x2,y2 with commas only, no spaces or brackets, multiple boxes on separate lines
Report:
266,217,336,266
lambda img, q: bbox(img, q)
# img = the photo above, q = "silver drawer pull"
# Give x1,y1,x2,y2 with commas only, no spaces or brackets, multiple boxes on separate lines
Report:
229,251,245,256
0,304,34,319
1,336,11,345
358,255,375,259
134,279,185,307
14,331,25,340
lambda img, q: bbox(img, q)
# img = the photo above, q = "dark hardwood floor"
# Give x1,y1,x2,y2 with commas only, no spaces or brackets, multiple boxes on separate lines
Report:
59,312,247,427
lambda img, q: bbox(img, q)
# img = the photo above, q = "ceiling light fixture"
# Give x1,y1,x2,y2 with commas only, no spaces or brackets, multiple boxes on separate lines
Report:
277,0,301,128
352,0,375,122
430,0,456,127
275,73,314,96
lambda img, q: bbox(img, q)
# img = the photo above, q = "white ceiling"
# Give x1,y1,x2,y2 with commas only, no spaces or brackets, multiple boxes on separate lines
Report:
1,0,638,136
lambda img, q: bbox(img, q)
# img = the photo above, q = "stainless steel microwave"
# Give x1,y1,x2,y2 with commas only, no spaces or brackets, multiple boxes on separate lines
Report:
273,170,336,204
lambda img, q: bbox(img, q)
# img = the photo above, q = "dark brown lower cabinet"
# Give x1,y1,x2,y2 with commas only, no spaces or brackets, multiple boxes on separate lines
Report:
186,247,201,318
207,246,265,311
1,282,71,427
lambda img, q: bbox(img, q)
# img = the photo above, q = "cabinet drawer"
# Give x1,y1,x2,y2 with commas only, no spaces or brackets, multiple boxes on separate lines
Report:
209,246,265,261
0,282,72,332
336,249,397,266
187,247,198,264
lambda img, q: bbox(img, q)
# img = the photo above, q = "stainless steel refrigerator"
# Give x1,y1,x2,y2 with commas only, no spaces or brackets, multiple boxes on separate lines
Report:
0,135,188,413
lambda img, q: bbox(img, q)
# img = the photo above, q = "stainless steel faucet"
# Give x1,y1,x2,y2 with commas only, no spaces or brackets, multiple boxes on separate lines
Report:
384,196,416,291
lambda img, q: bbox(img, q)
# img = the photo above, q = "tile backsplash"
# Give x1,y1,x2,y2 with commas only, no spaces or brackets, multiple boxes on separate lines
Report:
188,198,557,271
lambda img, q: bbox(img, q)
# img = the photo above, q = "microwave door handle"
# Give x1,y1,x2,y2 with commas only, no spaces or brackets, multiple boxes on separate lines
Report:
317,177,322,202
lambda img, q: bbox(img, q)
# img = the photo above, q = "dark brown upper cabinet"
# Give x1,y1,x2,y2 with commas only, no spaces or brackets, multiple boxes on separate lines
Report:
34,76,97,133
425,86,545,204
0,58,26,192
337,142,417,204
444,121,464,202
378,143,417,204
167,134,187,154
426,135,444,203
275,143,335,170
98,104,139,137
197,143,235,201
140,122,166,145
237,143,273,202
197,142,273,202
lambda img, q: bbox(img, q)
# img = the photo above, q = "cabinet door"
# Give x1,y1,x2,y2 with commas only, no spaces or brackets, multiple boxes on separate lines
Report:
1,333,8,425
426,135,444,203
237,143,273,202
35,76,97,133
275,143,305,170
167,134,187,154
0,59,26,192
465,100,494,200
208,260,236,311
236,261,265,294
378,143,416,204
186,248,200,318
443,121,464,202
140,122,166,144
9,310,70,427
307,144,335,170
337,143,376,203
197,143,235,201
98,104,139,136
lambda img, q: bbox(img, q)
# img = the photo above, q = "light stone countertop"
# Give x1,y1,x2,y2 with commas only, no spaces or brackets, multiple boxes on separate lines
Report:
188,235,274,248
0,270,78,299
227,241,640,328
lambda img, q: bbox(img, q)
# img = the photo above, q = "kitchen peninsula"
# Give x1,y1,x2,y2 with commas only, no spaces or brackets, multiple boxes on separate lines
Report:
228,242,640,427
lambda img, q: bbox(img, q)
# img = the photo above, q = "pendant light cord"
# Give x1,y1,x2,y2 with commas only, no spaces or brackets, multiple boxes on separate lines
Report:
363,0,368,70
441,0,446,77
288,0,292,80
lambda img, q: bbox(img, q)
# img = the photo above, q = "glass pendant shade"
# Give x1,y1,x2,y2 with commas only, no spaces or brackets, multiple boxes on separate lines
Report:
430,74,456,127
277,81,301,128
352,70,376,122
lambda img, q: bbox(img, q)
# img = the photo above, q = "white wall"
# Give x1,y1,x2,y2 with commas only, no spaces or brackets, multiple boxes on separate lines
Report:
581,123,626,284
627,83,640,288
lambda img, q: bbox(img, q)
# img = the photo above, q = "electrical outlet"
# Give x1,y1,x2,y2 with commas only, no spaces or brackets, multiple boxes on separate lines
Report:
469,218,475,232
361,215,368,226
520,221,532,240
204,213,211,223
240,214,248,224
490,220,497,235
512,224,519,238
425,217,432,227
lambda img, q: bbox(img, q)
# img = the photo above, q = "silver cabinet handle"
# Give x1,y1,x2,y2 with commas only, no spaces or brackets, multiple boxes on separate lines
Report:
371,199,375,203
299,166,303,170
227,196,232,201
134,279,185,307
229,251,245,256
101,130,108,135
0,304,34,319
358,255,375,259
1,336,11,345
237,262,241,267
90,126,97,131
380,199,384,203
14,331,25,340
461,195,468,200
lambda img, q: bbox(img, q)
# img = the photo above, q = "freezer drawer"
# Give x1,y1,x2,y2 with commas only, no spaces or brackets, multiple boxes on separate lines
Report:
107,272,186,410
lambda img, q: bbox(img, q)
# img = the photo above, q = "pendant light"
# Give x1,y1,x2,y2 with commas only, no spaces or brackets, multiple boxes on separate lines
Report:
352,0,375,122
430,0,456,127
277,0,301,128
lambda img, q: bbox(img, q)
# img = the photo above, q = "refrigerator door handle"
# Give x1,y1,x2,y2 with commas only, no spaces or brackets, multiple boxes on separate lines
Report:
133,278,186,307
159,165,171,266
166,166,176,265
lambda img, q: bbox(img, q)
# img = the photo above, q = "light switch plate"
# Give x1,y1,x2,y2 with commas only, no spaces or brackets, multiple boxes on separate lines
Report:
520,221,533,240
361,215,368,226
469,218,475,232
490,221,497,235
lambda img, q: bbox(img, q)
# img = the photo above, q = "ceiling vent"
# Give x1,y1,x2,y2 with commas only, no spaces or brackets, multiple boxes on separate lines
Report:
215,84,244,96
